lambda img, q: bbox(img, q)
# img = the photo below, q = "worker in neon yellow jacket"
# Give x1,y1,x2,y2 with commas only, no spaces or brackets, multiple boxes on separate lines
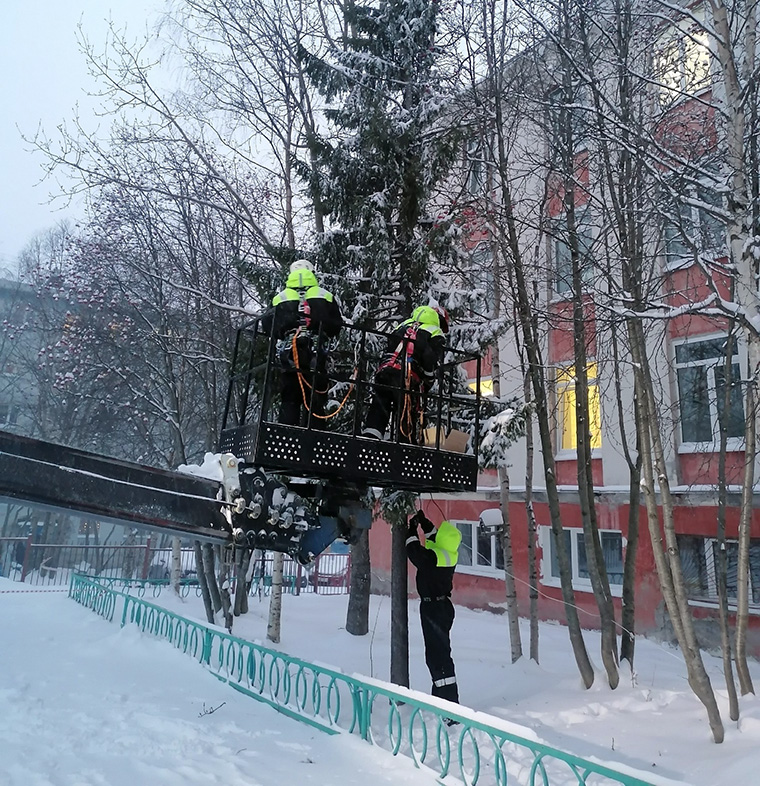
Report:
406,509,461,706
261,260,343,427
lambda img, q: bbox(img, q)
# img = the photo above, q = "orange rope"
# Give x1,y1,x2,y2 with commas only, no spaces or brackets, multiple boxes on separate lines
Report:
292,328,355,420
400,361,423,443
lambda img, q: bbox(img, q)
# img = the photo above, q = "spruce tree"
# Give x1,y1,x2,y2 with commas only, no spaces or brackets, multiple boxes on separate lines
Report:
301,0,461,322
300,0,464,686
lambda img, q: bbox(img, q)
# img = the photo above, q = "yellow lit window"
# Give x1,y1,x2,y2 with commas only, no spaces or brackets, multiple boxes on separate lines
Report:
468,378,494,396
557,364,601,451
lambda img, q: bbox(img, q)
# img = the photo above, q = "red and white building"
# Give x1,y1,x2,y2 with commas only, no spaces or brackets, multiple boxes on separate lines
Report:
369,12,760,655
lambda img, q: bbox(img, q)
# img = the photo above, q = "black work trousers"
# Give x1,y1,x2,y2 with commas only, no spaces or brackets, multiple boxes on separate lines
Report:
419,597,459,704
364,367,421,444
279,339,328,429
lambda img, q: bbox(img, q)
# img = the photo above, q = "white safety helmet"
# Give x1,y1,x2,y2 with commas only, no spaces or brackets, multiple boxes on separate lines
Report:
289,259,314,274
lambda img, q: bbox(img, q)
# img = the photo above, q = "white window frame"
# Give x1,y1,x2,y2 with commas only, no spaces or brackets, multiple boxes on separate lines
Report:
453,519,504,577
0,401,16,427
538,525,624,597
551,210,594,298
679,535,760,615
469,245,495,315
654,20,711,106
547,85,590,152
466,139,485,196
661,177,725,269
672,333,745,452
555,362,603,460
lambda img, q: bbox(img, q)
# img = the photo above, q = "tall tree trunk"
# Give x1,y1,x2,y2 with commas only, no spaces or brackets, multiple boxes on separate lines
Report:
346,529,370,635
390,520,409,688
194,540,214,623
715,328,740,719
171,537,182,596
735,375,756,695
499,468,522,662
202,543,222,614
522,366,540,663
620,452,641,667
491,331,522,661
559,50,618,687
629,319,724,743
490,71,593,687
233,547,250,617
708,0,758,698
267,551,285,643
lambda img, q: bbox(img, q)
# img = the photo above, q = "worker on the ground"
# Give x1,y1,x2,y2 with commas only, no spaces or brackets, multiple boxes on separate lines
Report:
362,304,448,443
261,259,343,428
406,508,461,708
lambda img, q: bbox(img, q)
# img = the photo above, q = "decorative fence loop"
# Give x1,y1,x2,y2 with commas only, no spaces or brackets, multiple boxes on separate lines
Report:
68,574,671,786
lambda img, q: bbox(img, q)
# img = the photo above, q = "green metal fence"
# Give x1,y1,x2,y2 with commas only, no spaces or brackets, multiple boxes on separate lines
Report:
68,573,678,786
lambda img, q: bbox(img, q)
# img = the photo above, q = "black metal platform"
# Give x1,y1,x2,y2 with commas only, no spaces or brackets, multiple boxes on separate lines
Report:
219,319,482,495
0,430,230,542
219,422,478,492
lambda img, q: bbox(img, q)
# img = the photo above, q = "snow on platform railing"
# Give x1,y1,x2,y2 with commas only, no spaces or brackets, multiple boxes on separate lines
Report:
68,573,681,786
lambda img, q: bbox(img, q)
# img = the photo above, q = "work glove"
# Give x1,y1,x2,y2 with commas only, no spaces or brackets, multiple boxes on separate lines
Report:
416,511,436,536
406,514,420,540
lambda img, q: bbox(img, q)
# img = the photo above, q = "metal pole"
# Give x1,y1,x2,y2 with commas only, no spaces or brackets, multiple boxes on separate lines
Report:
220,327,243,431
352,327,368,437
238,321,260,427
260,317,277,423
474,354,482,455
19,534,33,583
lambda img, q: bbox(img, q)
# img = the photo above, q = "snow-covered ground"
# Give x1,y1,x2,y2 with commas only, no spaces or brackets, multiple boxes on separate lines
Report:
0,579,438,786
2,577,759,786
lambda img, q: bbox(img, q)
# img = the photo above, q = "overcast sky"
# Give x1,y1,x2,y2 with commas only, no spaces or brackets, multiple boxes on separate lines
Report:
0,1,164,272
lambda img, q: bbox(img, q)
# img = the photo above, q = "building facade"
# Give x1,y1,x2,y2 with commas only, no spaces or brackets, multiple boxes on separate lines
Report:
369,5,760,655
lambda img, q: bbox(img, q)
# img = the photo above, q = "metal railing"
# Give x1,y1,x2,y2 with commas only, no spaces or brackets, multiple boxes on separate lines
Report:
0,536,27,578
0,540,177,586
69,573,672,786
0,539,350,595
248,552,350,597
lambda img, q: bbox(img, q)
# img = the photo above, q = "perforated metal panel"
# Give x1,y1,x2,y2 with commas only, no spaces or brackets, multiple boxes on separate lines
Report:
357,442,393,474
219,424,259,463
439,453,475,488
222,422,477,493
311,434,349,471
260,425,303,464
401,449,434,483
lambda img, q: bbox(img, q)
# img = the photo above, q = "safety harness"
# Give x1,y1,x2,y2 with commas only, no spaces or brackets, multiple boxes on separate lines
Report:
376,320,430,441
290,327,355,421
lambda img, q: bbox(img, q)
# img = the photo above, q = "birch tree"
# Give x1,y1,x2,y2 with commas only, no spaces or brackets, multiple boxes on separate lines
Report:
702,0,760,697
458,0,598,687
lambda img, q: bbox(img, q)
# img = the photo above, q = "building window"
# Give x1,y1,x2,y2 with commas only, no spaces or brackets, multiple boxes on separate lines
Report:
553,212,594,295
468,246,495,314
655,23,711,104
455,519,504,573
678,535,760,606
0,403,17,426
662,178,725,265
557,363,602,452
466,138,485,195
674,336,744,445
542,526,624,591
547,86,589,151
468,378,494,397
